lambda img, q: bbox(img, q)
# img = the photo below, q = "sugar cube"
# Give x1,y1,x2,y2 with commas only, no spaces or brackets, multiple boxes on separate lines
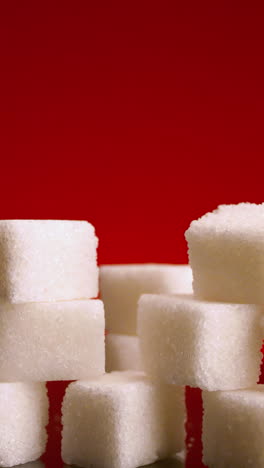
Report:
202,386,264,467
106,333,143,372
138,294,263,390
185,202,264,303
61,371,185,468
0,220,98,303
0,299,105,381
100,264,193,334
0,382,48,467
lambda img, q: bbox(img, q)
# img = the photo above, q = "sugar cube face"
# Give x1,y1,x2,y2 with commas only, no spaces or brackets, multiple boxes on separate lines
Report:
62,371,185,468
106,334,143,372
0,382,48,467
100,264,193,335
185,203,264,303
0,299,105,381
0,220,98,303
203,386,264,468
138,294,263,391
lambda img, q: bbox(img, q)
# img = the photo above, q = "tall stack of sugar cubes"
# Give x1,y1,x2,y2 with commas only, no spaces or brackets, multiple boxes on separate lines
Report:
2,203,264,468
138,203,264,468
63,265,192,468
0,220,105,467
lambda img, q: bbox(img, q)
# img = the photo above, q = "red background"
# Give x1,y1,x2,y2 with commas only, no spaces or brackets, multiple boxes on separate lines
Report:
1,2,264,467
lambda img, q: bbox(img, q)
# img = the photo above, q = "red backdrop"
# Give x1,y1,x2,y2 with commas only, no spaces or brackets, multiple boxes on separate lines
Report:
1,2,264,467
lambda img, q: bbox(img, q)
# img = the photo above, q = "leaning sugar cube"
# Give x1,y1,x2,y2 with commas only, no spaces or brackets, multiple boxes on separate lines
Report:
100,264,192,334
0,299,105,381
0,220,98,303
138,294,263,391
106,334,142,372
185,202,264,303
202,386,264,468
61,371,185,468
0,382,48,467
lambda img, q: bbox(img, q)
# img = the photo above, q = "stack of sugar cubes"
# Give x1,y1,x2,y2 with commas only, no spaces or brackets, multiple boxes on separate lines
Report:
100,264,193,372
0,220,105,467
138,203,264,467
61,265,193,468
4,204,264,468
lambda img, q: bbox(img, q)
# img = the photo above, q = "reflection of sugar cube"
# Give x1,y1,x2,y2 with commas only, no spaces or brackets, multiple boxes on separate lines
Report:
0,383,48,467
186,203,264,303
100,264,192,334
0,220,98,303
203,386,264,468
18,462,45,468
62,371,185,468
0,299,105,381
106,333,142,372
138,294,263,391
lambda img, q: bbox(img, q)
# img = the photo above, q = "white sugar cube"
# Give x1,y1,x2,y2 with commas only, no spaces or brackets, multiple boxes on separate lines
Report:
106,334,143,372
0,299,105,381
100,264,193,334
62,371,185,468
138,294,263,391
0,382,48,467
0,220,98,303
202,386,264,467
185,202,264,303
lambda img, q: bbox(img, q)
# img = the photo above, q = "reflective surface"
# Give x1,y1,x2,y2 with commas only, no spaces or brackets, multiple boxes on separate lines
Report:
144,458,184,468
13,463,44,468
12,457,184,468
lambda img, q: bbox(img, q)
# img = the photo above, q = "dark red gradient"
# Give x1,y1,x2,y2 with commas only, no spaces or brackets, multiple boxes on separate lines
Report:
1,2,264,467
1,2,264,267
42,382,73,467
185,387,206,468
